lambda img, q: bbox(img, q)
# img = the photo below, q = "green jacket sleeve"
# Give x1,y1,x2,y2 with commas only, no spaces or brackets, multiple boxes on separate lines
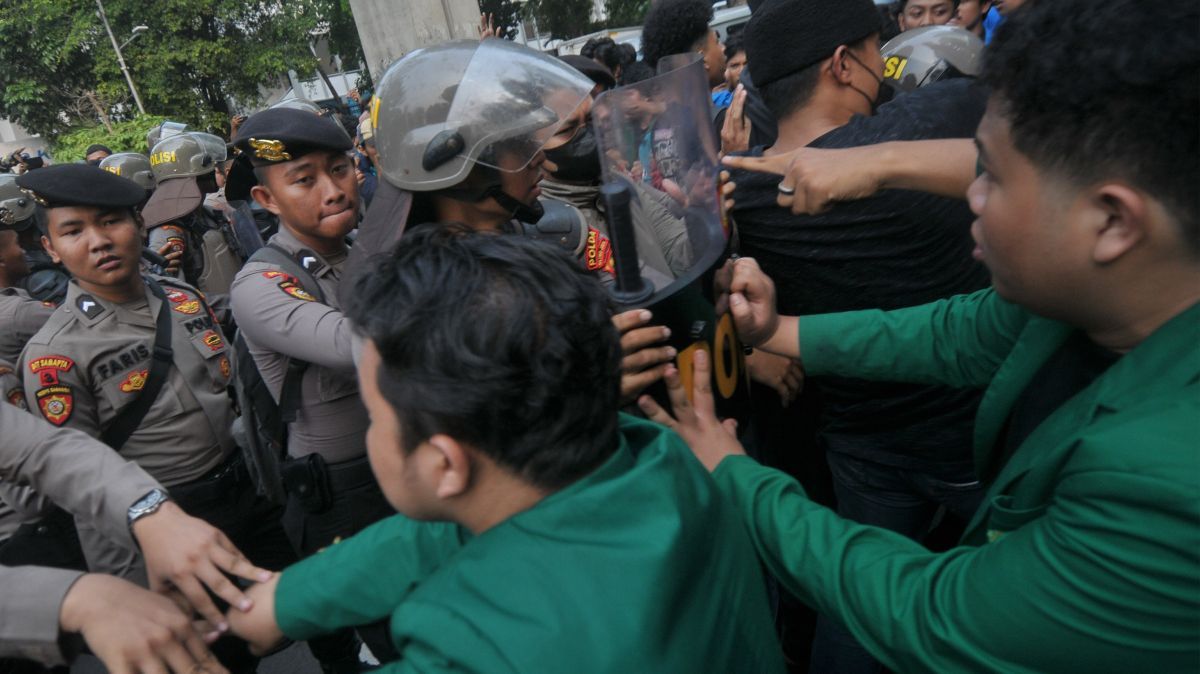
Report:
275,514,467,641
712,453,1200,673
799,288,1028,389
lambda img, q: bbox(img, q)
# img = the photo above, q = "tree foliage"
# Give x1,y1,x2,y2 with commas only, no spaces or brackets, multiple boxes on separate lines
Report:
0,0,366,142
604,0,649,27
522,0,596,40
53,115,167,162
478,0,521,40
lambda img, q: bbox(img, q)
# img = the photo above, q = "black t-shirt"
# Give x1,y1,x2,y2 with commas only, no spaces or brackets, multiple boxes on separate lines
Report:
988,331,1123,481
730,79,991,469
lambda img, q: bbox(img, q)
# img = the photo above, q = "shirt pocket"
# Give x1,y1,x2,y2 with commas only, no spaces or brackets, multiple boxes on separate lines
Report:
188,328,233,391
985,494,1048,543
100,368,188,422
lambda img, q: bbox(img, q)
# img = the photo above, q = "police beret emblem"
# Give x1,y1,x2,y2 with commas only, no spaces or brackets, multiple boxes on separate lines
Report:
20,188,48,207
249,138,292,162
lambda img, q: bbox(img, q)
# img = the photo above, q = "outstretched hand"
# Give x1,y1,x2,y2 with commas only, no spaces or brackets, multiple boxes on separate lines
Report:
637,349,745,472
133,501,274,639
721,145,885,215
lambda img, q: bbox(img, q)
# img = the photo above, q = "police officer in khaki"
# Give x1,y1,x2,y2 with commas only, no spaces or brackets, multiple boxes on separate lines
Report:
141,132,244,296
0,175,55,363
15,163,294,673
227,108,393,667
0,402,292,674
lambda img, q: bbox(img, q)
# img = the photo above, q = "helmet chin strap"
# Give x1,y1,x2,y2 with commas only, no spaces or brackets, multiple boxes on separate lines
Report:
483,184,544,224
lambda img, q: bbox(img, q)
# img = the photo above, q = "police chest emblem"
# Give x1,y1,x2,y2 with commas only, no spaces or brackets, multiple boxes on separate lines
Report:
201,330,224,351
120,369,148,393
584,227,615,275
219,356,231,379
76,294,104,319
173,300,202,315
249,138,292,162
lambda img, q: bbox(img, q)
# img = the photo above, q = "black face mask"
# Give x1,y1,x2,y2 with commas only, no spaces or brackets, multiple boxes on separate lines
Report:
846,52,888,113
543,126,602,184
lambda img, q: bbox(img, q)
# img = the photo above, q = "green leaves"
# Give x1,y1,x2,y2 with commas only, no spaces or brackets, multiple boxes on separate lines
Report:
0,0,365,148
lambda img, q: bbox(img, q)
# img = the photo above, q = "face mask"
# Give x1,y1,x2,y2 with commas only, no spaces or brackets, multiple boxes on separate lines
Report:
543,126,602,184
846,52,887,113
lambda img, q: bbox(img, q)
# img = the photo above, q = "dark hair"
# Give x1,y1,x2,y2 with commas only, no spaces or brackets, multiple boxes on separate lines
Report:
620,60,656,87
895,0,959,11
982,0,1199,254
759,32,875,121
723,33,744,61
583,37,624,76
641,0,713,68
618,43,637,67
345,225,623,490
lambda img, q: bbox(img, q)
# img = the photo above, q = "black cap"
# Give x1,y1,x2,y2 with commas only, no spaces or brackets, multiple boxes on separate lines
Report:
231,107,352,167
560,54,616,90
225,107,354,201
16,164,147,211
85,144,112,156
746,0,881,88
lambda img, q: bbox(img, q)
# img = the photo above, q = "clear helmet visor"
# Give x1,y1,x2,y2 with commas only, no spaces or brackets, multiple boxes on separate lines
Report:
448,38,594,173
372,39,592,191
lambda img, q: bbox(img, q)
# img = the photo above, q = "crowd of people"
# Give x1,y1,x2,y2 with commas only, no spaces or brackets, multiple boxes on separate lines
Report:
0,0,1196,672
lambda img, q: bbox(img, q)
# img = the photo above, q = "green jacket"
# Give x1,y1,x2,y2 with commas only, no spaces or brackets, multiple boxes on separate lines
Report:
275,414,785,673
714,288,1199,672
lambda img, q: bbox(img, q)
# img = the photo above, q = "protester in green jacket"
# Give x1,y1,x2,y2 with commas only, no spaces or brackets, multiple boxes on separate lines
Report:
643,1,1200,672
225,227,785,673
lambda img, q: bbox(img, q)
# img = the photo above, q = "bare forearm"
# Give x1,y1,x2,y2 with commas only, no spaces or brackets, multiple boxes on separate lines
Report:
876,139,977,199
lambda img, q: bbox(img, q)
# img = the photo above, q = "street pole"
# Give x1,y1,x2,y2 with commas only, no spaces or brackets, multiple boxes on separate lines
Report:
96,0,146,115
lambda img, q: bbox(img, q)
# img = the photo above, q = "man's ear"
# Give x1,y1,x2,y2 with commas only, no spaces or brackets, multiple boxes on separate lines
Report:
427,434,472,499
250,182,281,217
829,46,855,85
1089,183,1148,265
40,234,60,264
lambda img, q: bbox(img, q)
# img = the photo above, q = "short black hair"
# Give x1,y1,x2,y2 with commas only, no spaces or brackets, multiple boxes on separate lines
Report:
723,33,745,61
345,225,623,491
982,0,1199,254
641,0,713,68
759,34,873,121
620,60,656,87
582,36,625,75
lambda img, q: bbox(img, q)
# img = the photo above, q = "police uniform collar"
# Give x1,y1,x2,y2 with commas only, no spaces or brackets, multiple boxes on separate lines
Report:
273,228,339,277
65,283,112,326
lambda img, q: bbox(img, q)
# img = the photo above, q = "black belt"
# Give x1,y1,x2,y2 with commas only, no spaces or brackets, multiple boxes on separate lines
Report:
322,454,375,492
170,451,247,503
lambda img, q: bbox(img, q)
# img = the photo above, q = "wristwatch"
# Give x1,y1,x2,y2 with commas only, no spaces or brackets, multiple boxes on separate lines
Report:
126,488,170,529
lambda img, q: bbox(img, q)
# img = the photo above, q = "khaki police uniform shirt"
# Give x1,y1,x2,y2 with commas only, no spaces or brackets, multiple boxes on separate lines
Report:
19,276,235,487
0,360,50,539
230,227,367,463
0,287,55,364
0,402,161,666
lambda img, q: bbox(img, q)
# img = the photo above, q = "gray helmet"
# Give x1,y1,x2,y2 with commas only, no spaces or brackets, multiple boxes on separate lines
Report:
99,153,155,191
270,98,327,115
372,39,593,192
0,174,35,230
881,26,984,93
149,132,229,182
146,121,189,154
